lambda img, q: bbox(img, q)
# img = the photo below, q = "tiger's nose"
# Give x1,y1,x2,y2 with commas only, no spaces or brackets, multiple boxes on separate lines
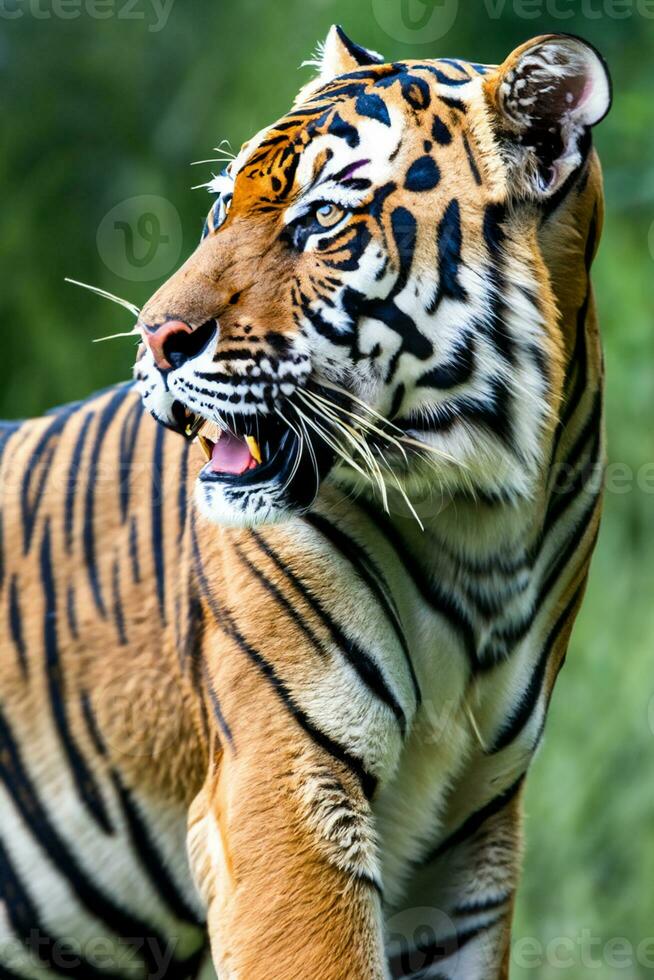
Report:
142,319,193,372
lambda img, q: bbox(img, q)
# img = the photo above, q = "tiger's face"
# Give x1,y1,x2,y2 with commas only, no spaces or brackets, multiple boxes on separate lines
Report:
135,27,610,527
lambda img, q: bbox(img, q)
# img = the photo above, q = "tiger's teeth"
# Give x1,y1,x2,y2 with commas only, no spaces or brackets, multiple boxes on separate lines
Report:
185,415,206,439
245,435,262,464
198,435,213,461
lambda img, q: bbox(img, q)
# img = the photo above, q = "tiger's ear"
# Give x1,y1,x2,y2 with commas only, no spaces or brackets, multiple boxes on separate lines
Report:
484,34,612,199
296,25,384,104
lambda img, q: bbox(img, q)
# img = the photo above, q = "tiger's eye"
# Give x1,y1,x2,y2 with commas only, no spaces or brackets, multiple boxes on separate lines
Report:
315,203,345,228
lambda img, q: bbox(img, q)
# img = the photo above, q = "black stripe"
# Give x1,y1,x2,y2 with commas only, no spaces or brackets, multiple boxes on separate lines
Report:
421,775,525,865
328,111,360,148
452,889,513,918
111,772,204,927
477,496,598,672
192,522,377,799
554,207,598,451
251,530,412,731
477,471,600,671
67,583,79,639
429,198,467,312
0,836,127,980
21,401,79,554
151,423,166,621
353,501,478,666
8,576,28,677
462,133,482,185
80,690,108,757
397,378,514,451
311,81,366,102
41,519,114,834
177,441,189,544
0,707,173,977
414,63,470,86
234,543,330,659
111,558,127,646
118,396,143,523
538,495,600,610
439,95,467,112
83,385,132,616
129,515,141,583
545,392,602,535
391,206,417,294
431,114,452,145
389,916,503,977
416,332,475,389
541,133,592,222
305,513,421,709
64,410,94,553
490,583,585,753
355,92,391,127
203,666,236,749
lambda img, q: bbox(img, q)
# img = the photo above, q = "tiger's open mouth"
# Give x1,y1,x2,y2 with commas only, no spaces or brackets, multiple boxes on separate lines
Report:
171,401,336,506
196,415,298,488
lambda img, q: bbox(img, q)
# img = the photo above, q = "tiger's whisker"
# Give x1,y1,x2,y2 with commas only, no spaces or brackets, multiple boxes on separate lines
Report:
92,329,141,344
64,278,141,317
274,408,305,493
317,379,407,435
292,403,372,485
309,383,464,467
191,157,236,166
213,140,236,158
295,413,321,499
379,457,425,531
307,388,468,476
302,389,410,467
297,392,389,510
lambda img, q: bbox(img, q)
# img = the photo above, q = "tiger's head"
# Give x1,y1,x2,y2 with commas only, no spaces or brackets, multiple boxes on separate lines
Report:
135,27,611,527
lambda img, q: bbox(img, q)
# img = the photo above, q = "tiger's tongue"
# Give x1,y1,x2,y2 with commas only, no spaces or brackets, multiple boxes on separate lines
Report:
211,431,257,476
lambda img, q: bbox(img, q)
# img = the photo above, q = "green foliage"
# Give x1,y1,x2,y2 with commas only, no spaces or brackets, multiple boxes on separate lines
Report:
2,2,653,974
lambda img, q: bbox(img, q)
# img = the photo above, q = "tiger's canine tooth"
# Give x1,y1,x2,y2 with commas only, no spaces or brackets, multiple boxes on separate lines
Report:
185,415,206,439
245,435,262,464
198,435,213,461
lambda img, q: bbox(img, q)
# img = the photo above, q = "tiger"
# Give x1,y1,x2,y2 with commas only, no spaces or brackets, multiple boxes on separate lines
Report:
0,24,611,980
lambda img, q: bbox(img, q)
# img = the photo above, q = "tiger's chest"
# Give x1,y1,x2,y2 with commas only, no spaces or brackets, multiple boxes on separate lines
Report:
299,500,553,897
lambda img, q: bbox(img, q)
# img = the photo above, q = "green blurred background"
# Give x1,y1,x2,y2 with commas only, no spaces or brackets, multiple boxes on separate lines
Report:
2,0,653,975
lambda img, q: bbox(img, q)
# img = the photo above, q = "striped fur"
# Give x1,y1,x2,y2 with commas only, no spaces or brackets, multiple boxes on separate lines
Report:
1,28,610,980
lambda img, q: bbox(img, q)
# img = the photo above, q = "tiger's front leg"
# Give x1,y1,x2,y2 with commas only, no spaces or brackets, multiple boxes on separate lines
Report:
186,524,405,979
188,704,387,980
385,759,525,980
